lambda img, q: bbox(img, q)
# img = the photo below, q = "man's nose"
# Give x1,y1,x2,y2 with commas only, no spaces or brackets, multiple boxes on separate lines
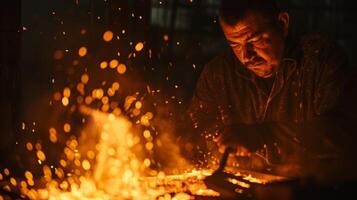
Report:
240,44,255,63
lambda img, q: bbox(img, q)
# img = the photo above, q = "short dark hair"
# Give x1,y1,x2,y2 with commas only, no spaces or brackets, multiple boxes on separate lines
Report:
219,0,281,26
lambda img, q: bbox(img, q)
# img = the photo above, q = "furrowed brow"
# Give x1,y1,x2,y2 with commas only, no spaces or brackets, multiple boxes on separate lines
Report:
247,32,263,40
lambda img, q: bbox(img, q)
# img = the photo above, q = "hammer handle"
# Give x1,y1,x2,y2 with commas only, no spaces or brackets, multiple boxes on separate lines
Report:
217,146,234,172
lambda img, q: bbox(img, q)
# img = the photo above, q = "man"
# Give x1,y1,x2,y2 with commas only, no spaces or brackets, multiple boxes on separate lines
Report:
187,0,357,182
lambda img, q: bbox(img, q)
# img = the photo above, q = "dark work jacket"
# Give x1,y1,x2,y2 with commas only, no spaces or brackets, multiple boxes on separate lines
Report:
187,33,357,180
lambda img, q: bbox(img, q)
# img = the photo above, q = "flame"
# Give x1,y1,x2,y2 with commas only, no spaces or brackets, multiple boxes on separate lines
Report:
18,107,228,200
14,106,274,199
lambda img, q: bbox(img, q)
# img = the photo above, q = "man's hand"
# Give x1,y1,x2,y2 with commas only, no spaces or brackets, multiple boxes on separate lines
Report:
215,123,266,152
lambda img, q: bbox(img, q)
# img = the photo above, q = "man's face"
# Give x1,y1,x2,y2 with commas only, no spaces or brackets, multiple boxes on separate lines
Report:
221,11,288,78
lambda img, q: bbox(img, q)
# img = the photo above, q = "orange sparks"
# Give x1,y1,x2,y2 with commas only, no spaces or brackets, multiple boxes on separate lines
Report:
82,160,91,170
92,89,104,99
143,158,151,167
72,60,79,66
145,142,154,150
53,50,64,60
109,59,119,68
112,82,120,90
53,92,61,101
63,123,71,133
25,171,33,180
63,87,71,97
103,30,114,42
107,88,115,97
76,83,85,95
135,42,144,52
62,97,69,106
26,142,33,151
117,64,127,74
81,73,89,84
49,128,58,143
36,150,46,161
143,130,151,139
85,96,93,104
78,46,87,57
100,61,108,69
135,101,142,109
10,178,17,186
80,29,87,35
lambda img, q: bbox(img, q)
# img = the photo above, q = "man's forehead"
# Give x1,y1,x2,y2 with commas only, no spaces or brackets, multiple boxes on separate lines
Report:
222,21,259,39
221,12,272,37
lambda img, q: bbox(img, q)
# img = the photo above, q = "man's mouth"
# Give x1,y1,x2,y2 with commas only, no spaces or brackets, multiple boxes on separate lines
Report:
247,62,265,69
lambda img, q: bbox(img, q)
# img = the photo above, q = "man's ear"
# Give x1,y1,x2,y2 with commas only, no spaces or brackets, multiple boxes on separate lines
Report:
278,12,289,37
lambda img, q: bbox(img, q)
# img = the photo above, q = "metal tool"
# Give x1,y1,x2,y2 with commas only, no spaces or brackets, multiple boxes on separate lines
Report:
204,146,252,199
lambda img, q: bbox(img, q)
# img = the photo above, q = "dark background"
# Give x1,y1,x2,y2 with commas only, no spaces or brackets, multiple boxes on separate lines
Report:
1,0,357,171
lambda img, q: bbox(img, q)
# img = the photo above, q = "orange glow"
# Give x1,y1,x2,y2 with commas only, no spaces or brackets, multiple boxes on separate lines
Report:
77,96,84,104
72,60,79,66
76,83,85,95
117,64,127,74
35,143,42,151
53,92,62,101
135,42,144,52
101,96,109,104
109,59,119,68
107,88,115,97
4,168,10,176
163,34,169,41
85,96,93,105
21,107,275,199
135,101,142,109
63,123,71,133
143,130,151,139
63,87,71,97
78,46,88,57
140,116,149,126
81,73,89,84
92,89,104,99
143,159,151,167
36,150,46,161
112,82,120,90
26,142,33,151
100,61,108,69
53,50,64,60
103,30,114,42
62,97,69,106
49,128,58,143
87,151,95,159
25,171,33,180
27,179,34,186
113,108,121,116
82,160,91,170
80,29,87,35
10,178,17,186
145,112,154,120
59,160,67,167
145,142,154,150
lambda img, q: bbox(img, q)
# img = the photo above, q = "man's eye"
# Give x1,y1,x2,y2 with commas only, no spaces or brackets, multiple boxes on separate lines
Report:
231,43,242,49
252,39,267,47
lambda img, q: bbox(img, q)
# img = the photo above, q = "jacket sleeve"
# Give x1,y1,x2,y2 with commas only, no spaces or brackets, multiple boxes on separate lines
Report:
186,63,226,136
173,62,226,163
